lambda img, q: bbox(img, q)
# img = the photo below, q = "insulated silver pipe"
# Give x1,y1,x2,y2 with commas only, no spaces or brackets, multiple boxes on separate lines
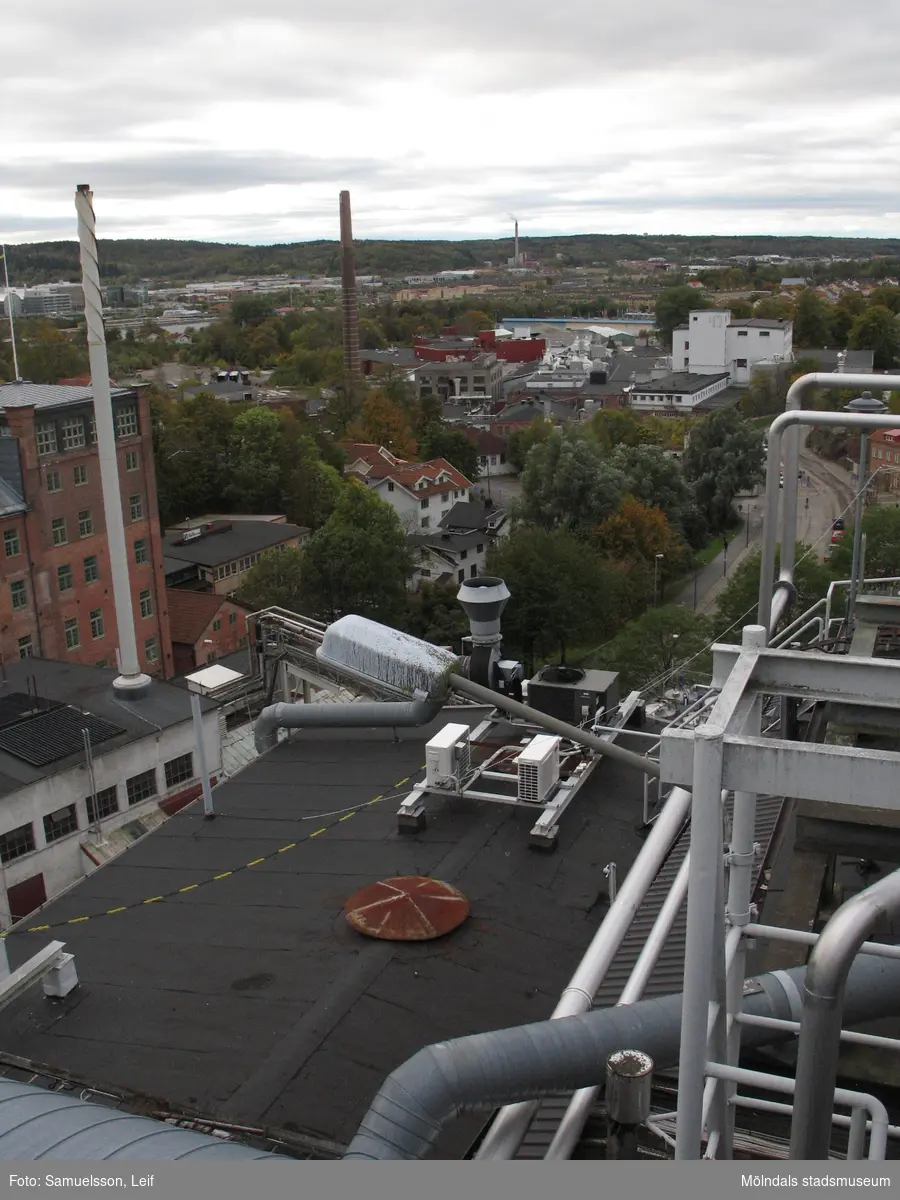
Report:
473,781,691,1158
757,383,900,637
790,869,900,1160
448,673,659,778
543,851,692,1160
345,954,900,1160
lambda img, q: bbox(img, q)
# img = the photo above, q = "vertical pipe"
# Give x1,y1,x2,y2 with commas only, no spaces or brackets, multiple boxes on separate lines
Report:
705,829,729,1154
605,1050,653,1160
790,870,900,1160
847,432,868,633
720,625,766,1159
757,425,784,634
0,937,9,980
1,245,20,380
675,724,725,1159
847,1104,868,1161
339,190,360,376
191,691,215,819
75,186,150,698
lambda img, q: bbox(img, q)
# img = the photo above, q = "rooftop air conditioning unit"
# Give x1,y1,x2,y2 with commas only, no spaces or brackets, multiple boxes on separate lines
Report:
516,734,561,805
425,722,471,790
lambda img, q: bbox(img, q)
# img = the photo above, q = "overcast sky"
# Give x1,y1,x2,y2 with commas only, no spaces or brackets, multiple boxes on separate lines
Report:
1,0,899,246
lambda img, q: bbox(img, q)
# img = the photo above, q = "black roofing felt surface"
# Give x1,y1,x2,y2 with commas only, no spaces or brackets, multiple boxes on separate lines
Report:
3,717,650,1157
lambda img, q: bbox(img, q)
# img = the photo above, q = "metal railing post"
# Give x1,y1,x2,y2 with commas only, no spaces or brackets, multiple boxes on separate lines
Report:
675,723,725,1159
790,869,900,1159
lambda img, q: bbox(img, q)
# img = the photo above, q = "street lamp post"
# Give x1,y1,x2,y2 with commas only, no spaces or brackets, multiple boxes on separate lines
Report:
845,391,889,633
654,552,664,607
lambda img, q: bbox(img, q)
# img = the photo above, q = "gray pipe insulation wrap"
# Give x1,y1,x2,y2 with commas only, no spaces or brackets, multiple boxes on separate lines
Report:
344,953,900,1159
253,694,444,754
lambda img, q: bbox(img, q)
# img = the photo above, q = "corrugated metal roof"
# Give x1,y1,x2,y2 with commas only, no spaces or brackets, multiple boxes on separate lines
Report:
0,383,132,412
513,792,787,1159
0,1080,274,1160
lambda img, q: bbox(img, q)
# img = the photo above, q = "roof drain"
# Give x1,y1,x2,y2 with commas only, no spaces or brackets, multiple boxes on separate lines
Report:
343,953,900,1160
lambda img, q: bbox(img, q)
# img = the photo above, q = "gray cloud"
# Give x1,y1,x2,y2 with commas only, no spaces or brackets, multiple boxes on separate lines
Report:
2,0,899,243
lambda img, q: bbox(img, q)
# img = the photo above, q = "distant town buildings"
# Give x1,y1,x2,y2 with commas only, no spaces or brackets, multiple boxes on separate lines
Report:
0,382,173,677
672,310,793,385
162,516,309,596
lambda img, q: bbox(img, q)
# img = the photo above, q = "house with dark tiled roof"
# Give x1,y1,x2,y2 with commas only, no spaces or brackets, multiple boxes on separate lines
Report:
166,589,252,674
461,427,515,476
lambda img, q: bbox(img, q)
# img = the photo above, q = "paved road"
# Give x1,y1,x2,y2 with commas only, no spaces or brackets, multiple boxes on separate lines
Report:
677,432,854,617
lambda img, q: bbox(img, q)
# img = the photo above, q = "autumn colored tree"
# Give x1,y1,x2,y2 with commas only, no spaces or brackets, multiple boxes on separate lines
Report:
593,497,690,607
346,391,419,460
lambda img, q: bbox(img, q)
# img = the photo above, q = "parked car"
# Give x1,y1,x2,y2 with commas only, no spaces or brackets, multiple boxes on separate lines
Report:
833,517,845,531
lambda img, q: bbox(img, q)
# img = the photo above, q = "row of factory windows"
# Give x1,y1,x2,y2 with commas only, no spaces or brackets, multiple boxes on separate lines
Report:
34,405,139,456
0,753,196,865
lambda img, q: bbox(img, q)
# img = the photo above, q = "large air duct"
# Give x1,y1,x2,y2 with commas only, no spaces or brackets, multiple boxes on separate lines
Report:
0,1079,273,1160
339,190,361,376
343,953,900,1159
254,694,442,755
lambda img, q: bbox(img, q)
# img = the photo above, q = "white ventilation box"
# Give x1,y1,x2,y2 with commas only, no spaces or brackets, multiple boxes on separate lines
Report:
425,723,472,789
516,734,561,804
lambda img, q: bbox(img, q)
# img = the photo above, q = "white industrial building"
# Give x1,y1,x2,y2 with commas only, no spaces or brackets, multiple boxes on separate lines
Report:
0,659,222,929
672,310,793,384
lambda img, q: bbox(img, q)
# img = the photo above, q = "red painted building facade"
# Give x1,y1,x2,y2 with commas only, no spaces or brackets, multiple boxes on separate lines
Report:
0,384,174,677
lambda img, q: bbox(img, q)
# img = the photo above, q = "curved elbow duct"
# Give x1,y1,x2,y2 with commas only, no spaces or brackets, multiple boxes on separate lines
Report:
254,693,443,755
344,953,900,1160
0,1079,273,1160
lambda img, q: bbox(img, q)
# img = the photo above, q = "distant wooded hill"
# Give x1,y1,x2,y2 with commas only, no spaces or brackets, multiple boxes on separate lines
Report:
5,233,900,286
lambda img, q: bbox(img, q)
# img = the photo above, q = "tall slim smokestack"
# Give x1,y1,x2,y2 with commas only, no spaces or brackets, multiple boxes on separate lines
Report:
339,190,361,376
75,185,150,699
514,219,519,265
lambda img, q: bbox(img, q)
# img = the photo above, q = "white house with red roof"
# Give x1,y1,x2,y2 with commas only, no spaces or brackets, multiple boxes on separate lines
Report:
339,443,475,531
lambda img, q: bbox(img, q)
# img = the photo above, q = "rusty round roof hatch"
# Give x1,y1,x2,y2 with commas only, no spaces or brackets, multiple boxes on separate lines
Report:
344,876,469,941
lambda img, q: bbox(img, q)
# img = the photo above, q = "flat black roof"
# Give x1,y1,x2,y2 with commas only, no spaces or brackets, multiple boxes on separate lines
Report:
631,372,729,396
163,521,306,569
3,714,651,1157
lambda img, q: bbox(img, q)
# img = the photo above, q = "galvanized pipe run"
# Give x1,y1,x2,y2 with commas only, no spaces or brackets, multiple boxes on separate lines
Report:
448,673,659,778
344,954,900,1160
757,379,900,637
474,782,691,1159
790,869,900,1160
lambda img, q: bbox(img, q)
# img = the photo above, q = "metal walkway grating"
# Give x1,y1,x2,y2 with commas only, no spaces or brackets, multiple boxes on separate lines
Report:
512,792,787,1159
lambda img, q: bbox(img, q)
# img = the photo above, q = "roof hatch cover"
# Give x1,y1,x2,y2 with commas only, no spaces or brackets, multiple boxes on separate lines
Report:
343,876,469,941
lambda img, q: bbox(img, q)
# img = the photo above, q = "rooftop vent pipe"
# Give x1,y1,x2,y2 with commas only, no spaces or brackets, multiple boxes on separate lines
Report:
457,576,509,688
344,952,900,1160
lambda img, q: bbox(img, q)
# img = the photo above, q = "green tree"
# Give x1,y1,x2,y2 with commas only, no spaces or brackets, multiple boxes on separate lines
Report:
792,289,833,348
586,408,658,452
230,295,275,328
607,444,694,525
518,427,627,532
753,295,794,320
488,527,622,669
358,317,387,350
831,292,867,343
151,390,237,526
17,320,89,383
829,506,900,579
867,285,900,315
655,286,712,347
506,417,553,472
683,409,764,532
716,543,832,637
403,581,471,649
301,481,414,624
849,305,900,370
224,407,284,512
238,546,306,612
419,424,480,482
597,605,714,692
453,309,494,336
